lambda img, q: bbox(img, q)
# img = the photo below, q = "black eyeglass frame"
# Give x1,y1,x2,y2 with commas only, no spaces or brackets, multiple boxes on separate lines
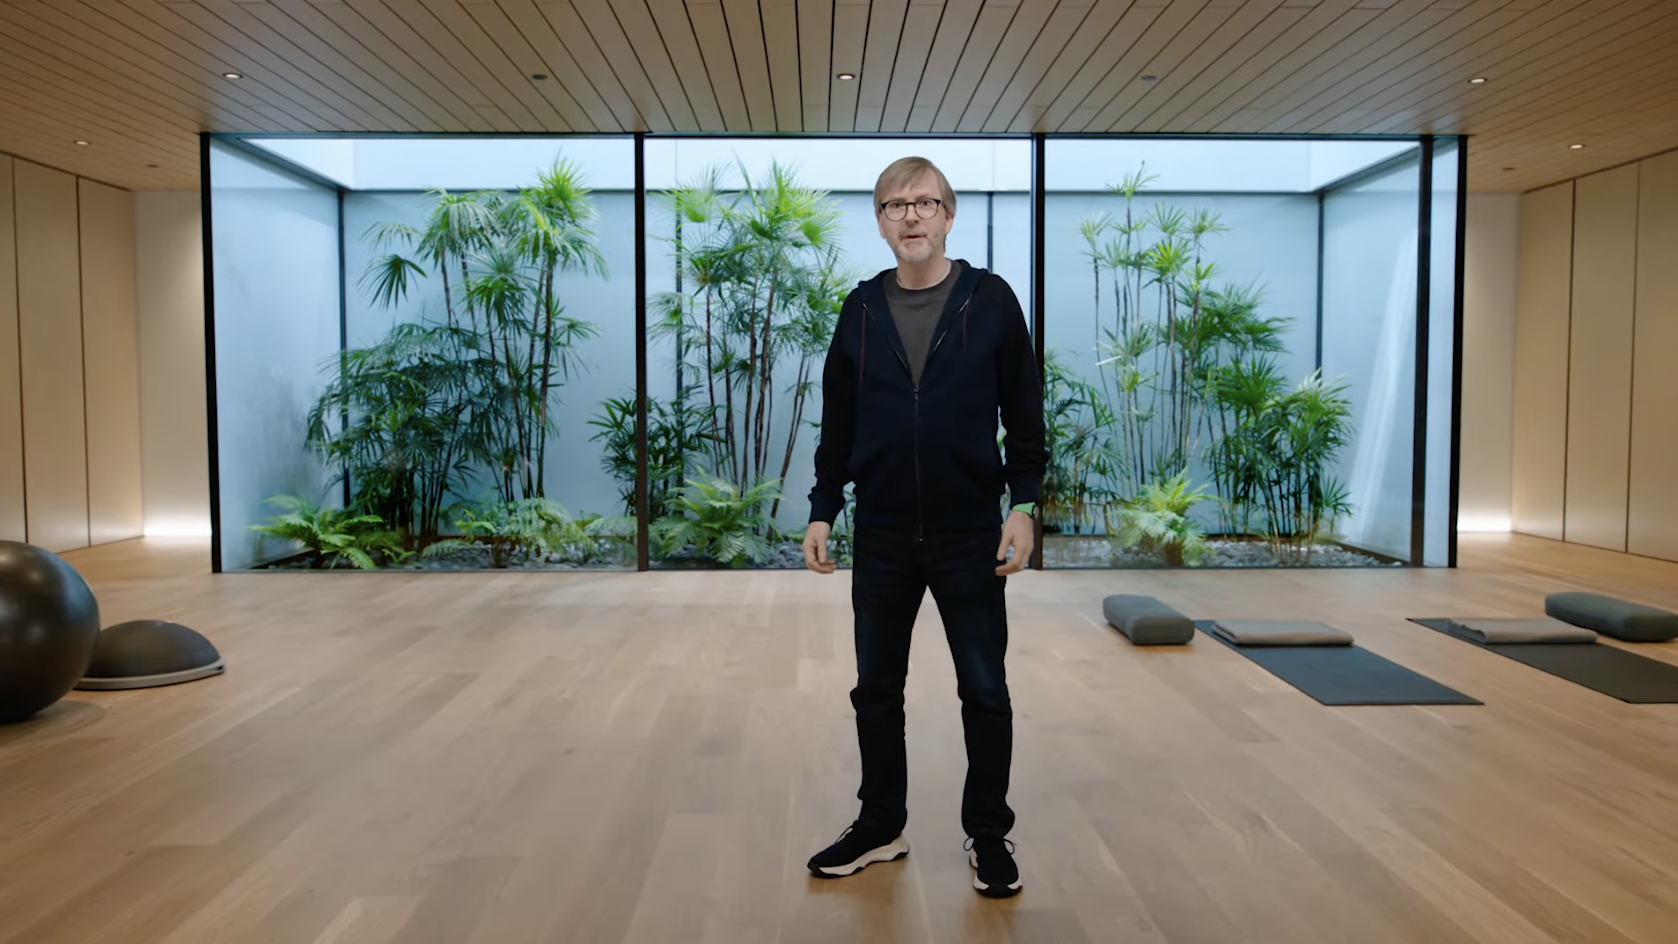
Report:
878,197,944,221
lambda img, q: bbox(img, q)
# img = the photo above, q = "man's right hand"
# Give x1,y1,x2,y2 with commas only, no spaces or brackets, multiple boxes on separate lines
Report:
803,521,836,574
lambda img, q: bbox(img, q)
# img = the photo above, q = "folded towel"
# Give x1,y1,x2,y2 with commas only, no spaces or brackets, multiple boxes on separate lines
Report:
1210,619,1353,647
1448,617,1597,645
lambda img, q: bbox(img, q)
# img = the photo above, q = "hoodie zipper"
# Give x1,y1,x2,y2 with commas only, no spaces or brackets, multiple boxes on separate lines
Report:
863,286,977,542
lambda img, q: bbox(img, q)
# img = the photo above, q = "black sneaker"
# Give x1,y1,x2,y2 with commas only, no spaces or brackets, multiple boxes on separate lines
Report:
807,822,908,878
966,837,1022,898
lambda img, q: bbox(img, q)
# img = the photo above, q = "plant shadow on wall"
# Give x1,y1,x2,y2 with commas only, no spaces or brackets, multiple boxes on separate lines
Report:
255,157,637,570
595,160,861,569
1042,166,1389,568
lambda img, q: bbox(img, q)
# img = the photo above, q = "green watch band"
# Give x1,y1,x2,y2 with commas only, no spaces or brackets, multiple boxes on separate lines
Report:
1011,502,1035,518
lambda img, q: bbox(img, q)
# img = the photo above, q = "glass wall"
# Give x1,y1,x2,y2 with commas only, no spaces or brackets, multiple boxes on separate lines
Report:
209,141,341,571
210,136,638,571
206,133,1462,571
1043,138,1422,568
1320,150,1421,563
1425,139,1462,566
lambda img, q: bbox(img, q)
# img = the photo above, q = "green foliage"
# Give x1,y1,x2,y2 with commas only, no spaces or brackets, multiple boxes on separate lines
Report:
422,498,633,568
1039,348,1123,534
1211,367,1355,564
588,394,717,521
1080,169,1290,499
1105,472,1211,567
650,475,782,567
249,494,407,570
1068,164,1358,566
308,155,610,557
305,321,480,542
653,161,854,526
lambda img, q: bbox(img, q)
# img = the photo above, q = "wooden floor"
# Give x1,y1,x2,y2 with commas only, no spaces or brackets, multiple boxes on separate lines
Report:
3,533,1678,944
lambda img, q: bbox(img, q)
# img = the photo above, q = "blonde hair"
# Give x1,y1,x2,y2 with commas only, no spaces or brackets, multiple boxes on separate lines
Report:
874,157,956,217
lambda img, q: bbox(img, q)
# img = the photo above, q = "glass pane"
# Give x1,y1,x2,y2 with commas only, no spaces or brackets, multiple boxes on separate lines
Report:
209,140,342,571
1043,138,1417,568
1321,150,1422,564
1425,139,1462,566
642,138,1031,568
215,135,639,571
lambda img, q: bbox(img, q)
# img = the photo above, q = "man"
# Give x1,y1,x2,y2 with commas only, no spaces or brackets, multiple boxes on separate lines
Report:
801,156,1046,899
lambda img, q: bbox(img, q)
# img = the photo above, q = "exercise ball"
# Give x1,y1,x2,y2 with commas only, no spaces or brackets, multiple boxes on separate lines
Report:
0,540,100,722
76,620,225,690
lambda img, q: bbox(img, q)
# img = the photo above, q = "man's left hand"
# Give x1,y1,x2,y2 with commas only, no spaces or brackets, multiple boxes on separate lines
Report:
995,510,1035,575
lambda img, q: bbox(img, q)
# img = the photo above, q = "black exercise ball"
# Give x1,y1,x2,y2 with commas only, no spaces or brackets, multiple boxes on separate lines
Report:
77,620,225,690
0,540,100,723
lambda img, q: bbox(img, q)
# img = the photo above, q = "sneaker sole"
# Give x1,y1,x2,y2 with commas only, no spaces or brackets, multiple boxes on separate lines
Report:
968,849,1023,898
809,838,909,878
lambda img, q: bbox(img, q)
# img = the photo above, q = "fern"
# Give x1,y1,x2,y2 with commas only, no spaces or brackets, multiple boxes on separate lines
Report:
1106,473,1211,567
250,494,407,570
650,474,780,567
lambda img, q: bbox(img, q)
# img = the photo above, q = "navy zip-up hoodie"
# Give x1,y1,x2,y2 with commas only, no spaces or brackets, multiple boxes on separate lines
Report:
808,260,1047,534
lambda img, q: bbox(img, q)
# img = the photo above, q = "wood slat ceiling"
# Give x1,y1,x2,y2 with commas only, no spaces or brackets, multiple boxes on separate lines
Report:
2,0,1674,193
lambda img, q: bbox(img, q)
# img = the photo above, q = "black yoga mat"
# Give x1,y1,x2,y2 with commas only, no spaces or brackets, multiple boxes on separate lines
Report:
1193,621,1481,706
1410,618,1678,704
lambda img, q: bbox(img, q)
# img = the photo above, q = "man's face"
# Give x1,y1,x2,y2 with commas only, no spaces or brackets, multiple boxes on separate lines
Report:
876,170,954,265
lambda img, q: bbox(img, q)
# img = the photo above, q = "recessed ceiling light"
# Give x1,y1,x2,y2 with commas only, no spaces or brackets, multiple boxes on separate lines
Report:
1569,143,1585,149
837,72,855,80
74,140,89,146
1468,77,1487,85
1141,75,1159,82
222,72,242,79
531,73,548,81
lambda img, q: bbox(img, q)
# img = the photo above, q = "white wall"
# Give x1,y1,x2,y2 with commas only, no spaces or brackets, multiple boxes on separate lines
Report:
1628,151,1678,561
1511,182,1573,539
0,154,145,553
1563,165,1639,552
0,157,22,542
81,179,146,546
135,191,210,538
1510,147,1678,564
1458,193,1519,533
14,160,92,553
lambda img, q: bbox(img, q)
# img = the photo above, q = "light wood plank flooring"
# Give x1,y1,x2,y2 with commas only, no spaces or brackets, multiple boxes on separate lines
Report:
2,533,1676,944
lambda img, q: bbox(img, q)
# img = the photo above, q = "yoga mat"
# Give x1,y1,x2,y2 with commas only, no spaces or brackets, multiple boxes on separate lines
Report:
1193,621,1481,706
1410,619,1678,704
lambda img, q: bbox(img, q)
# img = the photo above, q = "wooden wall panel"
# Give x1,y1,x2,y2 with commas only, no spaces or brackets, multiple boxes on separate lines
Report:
0,156,22,542
0,1,1677,192
1563,164,1639,551
13,161,88,553
1628,150,1678,561
78,179,144,547
1511,181,1573,540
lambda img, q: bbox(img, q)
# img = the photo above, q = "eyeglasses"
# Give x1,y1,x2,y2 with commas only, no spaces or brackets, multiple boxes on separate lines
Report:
879,197,943,221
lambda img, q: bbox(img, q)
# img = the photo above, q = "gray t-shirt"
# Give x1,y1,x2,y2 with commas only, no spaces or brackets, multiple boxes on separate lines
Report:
883,260,962,387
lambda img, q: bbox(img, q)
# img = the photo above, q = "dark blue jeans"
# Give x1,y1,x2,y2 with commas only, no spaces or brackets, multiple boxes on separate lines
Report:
849,526,1015,841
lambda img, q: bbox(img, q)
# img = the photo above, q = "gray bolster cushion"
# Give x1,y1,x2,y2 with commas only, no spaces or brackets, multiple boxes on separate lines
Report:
1210,618,1353,647
1545,592,1678,643
1102,594,1194,645
1447,617,1598,645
